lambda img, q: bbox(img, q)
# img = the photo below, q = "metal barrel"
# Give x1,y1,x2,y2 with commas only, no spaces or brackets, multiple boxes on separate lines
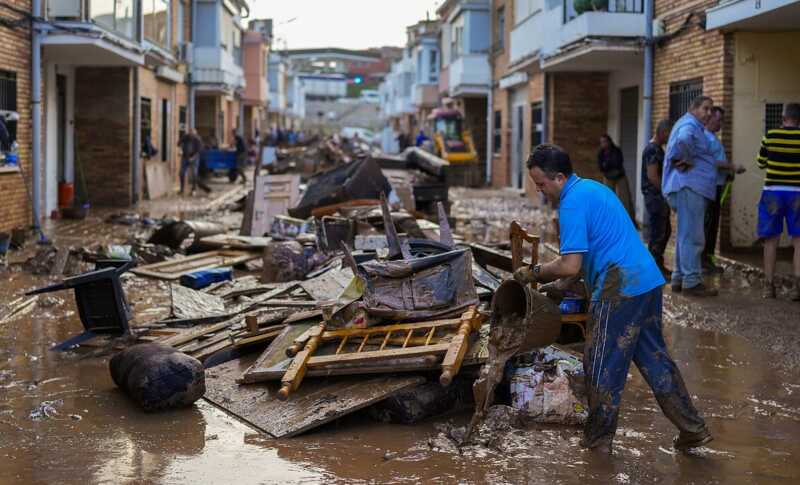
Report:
490,279,562,352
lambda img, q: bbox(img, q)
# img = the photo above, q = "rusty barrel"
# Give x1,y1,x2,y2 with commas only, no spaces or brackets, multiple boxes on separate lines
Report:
490,279,562,352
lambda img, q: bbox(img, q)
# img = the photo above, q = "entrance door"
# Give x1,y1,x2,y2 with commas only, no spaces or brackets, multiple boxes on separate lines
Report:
56,74,67,183
511,104,524,189
619,86,639,209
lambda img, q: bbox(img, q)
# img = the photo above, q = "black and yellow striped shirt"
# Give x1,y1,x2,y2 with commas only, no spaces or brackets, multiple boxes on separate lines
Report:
758,126,800,187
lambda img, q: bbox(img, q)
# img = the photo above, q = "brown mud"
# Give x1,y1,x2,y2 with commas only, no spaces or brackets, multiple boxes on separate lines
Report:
1,187,800,483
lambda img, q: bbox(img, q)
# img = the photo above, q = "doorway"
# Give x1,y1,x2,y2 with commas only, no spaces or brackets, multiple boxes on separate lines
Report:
619,86,639,209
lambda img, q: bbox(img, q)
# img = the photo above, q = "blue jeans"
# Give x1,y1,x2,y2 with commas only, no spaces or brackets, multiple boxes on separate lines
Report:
667,188,708,288
583,287,706,448
180,157,198,193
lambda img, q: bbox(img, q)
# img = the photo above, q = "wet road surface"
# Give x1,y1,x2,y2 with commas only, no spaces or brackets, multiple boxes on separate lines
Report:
2,189,800,484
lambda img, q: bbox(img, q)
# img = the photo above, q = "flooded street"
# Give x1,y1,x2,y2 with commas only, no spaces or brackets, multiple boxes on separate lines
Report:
1,188,799,484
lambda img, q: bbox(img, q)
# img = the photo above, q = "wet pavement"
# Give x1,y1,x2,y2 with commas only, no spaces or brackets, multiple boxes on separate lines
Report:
1,187,800,484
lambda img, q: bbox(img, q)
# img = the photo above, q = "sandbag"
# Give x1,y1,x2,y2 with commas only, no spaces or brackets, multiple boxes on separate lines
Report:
110,343,205,412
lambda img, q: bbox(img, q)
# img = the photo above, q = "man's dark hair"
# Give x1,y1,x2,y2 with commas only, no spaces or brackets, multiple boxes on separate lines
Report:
784,103,800,123
711,106,725,117
526,144,574,178
690,95,713,110
655,119,672,135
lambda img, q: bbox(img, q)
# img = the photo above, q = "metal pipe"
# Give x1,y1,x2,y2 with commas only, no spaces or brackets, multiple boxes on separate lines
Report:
485,86,493,186
542,71,549,143
132,67,141,204
643,0,654,148
31,0,43,233
189,0,198,130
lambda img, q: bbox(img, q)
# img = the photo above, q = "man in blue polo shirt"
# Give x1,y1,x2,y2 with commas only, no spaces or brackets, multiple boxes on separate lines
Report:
515,144,711,453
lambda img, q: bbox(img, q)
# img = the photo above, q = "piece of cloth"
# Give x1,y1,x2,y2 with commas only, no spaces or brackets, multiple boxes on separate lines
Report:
582,287,707,449
597,145,625,181
558,174,664,301
179,157,198,193
640,141,664,199
644,193,671,267
705,129,728,186
0,117,10,150
703,184,724,263
757,189,800,238
663,112,717,201
757,126,800,188
667,187,708,288
602,175,635,222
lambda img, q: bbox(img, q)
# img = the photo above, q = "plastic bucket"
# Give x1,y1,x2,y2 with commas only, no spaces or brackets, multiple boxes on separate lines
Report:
58,182,75,209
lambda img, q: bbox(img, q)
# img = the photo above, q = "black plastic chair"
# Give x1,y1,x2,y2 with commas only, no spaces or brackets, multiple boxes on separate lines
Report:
26,260,133,351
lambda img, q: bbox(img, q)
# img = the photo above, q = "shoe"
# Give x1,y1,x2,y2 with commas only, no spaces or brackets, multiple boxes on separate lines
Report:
763,281,777,299
683,283,718,297
790,279,800,301
674,428,713,451
580,437,613,455
671,281,682,293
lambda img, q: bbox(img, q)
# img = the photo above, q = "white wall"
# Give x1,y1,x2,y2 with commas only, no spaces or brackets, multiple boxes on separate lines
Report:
44,64,75,215
606,67,645,222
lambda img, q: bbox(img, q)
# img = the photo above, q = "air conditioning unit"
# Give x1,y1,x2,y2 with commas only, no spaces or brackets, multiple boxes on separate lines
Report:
46,0,82,19
178,42,194,64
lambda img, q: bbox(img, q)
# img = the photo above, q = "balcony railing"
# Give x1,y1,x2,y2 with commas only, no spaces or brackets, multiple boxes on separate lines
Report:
564,0,643,23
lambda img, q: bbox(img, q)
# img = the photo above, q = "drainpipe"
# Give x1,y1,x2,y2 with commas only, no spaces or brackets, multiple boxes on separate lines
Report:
643,0,654,149
542,71,549,143
189,0,198,130
485,86,493,186
31,0,43,233
132,67,141,204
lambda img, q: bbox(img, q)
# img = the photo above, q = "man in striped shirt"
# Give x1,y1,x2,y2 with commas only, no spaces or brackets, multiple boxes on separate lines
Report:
757,103,800,300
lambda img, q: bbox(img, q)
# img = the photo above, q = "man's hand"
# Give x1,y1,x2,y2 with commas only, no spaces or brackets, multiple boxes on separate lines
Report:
513,266,538,285
734,164,746,174
673,159,692,172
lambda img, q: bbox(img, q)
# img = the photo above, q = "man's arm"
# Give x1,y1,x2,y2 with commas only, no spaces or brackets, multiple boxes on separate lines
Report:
538,253,583,284
646,163,661,189
757,135,769,170
666,124,695,171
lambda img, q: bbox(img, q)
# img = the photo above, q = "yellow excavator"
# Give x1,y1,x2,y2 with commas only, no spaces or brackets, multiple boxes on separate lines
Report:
428,108,480,186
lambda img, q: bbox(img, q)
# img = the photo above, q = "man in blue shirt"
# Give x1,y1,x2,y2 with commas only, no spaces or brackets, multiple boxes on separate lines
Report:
663,95,719,297
516,144,711,453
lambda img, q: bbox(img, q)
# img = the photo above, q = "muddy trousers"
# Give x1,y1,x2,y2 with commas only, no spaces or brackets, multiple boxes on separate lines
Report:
582,287,706,449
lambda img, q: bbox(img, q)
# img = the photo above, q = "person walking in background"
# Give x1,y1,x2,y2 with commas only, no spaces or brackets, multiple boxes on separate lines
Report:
178,128,203,195
702,107,746,274
415,129,429,147
663,95,719,297
597,134,635,223
757,103,800,301
232,129,247,185
641,120,672,275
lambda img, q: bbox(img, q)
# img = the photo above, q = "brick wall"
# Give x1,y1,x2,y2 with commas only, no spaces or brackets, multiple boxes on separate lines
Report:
0,0,31,233
548,72,609,181
653,0,734,248
75,67,132,207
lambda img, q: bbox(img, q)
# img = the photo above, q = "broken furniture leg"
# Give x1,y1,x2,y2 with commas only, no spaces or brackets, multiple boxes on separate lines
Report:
278,303,335,400
439,306,482,386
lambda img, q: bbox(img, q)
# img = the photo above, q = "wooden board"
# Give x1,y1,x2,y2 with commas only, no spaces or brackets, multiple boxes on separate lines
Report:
204,356,425,438
199,234,272,250
241,174,300,237
299,266,354,302
145,160,172,200
131,250,260,280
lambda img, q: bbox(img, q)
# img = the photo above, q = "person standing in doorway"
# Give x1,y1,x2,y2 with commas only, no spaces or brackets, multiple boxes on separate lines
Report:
641,120,672,275
702,107,746,274
663,95,719,297
517,144,712,454
178,128,203,196
597,134,635,223
757,103,800,301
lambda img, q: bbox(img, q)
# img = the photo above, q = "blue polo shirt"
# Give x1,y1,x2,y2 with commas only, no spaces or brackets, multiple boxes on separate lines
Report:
559,174,665,301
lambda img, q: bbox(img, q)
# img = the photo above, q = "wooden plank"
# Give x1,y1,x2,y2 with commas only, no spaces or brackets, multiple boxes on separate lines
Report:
131,250,260,280
307,343,451,367
309,199,381,218
240,322,316,384
199,234,272,250
145,160,172,200
467,242,513,273
204,357,425,438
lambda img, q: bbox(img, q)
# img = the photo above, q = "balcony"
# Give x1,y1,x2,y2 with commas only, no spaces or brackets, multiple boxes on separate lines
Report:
560,0,645,47
509,10,546,67
706,0,800,31
192,46,245,93
448,54,490,97
41,0,144,65
413,83,439,109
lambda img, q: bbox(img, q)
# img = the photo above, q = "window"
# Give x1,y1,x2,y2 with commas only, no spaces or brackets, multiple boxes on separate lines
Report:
160,99,169,162
668,78,703,123
515,0,541,24
531,102,543,147
765,103,785,132
493,110,502,154
179,106,187,138
496,7,505,51
91,0,135,39
452,25,463,59
429,50,438,83
144,0,170,48
417,51,424,83
140,97,152,157
221,9,232,49
233,28,242,66
194,2,216,46
176,0,184,44
0,70,17,147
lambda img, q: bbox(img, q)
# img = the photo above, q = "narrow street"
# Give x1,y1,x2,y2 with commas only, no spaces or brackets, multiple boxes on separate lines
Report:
1,187,798,485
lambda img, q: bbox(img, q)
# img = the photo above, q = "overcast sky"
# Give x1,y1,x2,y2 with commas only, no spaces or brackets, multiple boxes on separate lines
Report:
249,0,443,50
